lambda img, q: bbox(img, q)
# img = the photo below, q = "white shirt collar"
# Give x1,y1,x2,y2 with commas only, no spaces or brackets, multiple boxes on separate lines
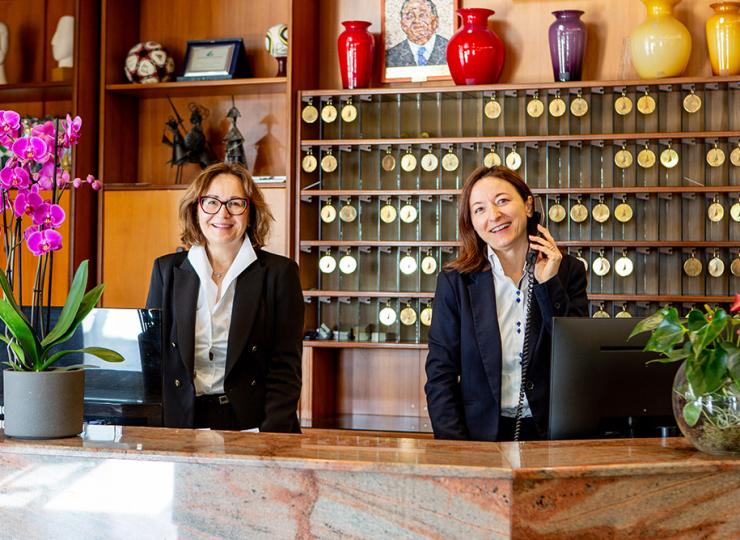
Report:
187,237,258,292
487,245,526,280
407,34,436,62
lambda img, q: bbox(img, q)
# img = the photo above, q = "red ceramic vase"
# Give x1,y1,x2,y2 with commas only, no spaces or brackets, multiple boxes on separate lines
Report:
446,8,505,85
337,20,374,89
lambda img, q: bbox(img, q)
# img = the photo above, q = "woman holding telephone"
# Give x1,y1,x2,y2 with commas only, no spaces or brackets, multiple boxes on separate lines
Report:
425,167,588,441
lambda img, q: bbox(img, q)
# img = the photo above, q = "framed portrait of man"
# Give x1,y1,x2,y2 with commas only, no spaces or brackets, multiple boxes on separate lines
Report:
382,0,458,83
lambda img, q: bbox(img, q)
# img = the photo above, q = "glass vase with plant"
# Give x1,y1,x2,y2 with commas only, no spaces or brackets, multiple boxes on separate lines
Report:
629,296,740,455
0,110,122,438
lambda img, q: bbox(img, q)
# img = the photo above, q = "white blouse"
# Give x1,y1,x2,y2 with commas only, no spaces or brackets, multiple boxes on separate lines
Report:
487,246,532,418
187,239,257,396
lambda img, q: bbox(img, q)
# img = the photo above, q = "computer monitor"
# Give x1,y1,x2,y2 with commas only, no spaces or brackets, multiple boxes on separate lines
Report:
549,317,679,440
0,307,162,424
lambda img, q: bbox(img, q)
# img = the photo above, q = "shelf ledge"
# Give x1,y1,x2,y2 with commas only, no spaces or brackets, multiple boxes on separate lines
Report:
106,77,287,98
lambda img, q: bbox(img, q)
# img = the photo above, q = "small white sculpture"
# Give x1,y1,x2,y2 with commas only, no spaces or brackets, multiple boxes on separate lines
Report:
0,22,8,85
51,15,74,69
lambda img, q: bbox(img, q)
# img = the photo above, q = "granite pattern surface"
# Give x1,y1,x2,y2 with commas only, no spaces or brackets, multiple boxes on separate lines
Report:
0,426,737,539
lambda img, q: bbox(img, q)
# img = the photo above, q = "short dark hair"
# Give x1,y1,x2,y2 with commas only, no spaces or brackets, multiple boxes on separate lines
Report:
400,0,438,19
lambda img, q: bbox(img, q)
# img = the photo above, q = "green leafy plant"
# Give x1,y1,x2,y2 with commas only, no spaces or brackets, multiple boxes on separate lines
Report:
629,295,740,427
0,260,123,371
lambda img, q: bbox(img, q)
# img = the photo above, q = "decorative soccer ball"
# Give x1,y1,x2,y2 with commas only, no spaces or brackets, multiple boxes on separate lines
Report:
264,24,288,58
124,41,175,84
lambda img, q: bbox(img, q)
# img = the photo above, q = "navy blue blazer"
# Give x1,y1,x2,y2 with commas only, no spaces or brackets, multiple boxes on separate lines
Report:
146,248,303,433
424,254,588,441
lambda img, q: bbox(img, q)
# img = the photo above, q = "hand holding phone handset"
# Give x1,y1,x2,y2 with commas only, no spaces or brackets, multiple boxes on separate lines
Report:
513,211,562,440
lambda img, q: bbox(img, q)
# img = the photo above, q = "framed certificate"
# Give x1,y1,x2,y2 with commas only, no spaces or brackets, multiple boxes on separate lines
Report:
177,38,249,81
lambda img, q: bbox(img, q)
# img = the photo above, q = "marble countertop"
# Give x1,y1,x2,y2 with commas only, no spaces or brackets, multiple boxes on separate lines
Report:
0,426,736,478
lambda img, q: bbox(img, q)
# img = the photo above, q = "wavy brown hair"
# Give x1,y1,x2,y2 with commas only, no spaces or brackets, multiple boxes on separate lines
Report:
446,166,534,274
179,162,274,248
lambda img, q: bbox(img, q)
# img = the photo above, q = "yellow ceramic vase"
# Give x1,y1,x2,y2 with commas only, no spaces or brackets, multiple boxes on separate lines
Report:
630,0,692,79
706,2,740,76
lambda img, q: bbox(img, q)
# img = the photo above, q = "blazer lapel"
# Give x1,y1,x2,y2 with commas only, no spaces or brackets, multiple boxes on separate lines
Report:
467,271,503,405
173,261,199,378
225,260,266,378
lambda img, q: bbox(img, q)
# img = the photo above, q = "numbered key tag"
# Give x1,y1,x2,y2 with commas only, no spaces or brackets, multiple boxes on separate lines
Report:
708,197,724,223
420,304,433,326
442,148,460,172
320,198,337,223
683,251,702,277
637,90,656,115
637,144,656,169
339,199,357,222
421,251,438,274
321,149,338,173
592,196,610,223
706,143,725,168
401,149,417,172
615,304,632,318
484,92,502,119
380,201,397,224
549,91,566,118
548,196,566,223
505,144,522,170
400,252,418,275
399,202,418,223
614,144,633,169
708,251,725,277
614,90,632,115
321,98,338,123
614,197,634,223
570,91,588,117
660,144,679,169
570,197,588,223
339,252,358,274
527,91,544,118
302,148,318,173
593,303,611,318
683,89,702,113
615,250,634,277
400,303,417,326
379,304,397,326
341,98,357,122
483,145,502,168
381,148,397,171
319,251,337,273
592,250,610,277
302,98,319,123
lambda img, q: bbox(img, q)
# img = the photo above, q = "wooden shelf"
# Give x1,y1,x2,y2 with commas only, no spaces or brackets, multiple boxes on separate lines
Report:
105,77,287,98
300,131,740,147
0,81,72,102
299,75,740,99
302,240,737,249
301,414,433,433
104,181,287,190
302,240,459,248
303,340,429,350
301,186,740,197
303,291,435,298
589,294,735,303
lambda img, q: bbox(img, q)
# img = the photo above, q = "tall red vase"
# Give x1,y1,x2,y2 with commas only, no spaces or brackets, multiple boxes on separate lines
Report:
446,8,505,85
337,20,374,89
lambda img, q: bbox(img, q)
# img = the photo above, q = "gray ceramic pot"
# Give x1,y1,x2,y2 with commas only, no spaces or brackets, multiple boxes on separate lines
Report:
3,369,85,439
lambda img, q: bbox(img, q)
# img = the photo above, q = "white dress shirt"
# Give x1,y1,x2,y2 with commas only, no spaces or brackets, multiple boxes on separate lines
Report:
187,238,257,396
407,34,437,65
487,246,532,418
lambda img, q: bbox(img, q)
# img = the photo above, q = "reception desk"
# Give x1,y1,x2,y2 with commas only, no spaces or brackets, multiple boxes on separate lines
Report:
0,427,737,539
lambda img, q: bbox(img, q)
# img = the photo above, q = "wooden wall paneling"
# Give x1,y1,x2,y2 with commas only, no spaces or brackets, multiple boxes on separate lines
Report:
136,93,287,185
417,350,430,430
71,0,101,284
1,0,48,83
261,185,289,256
318,0,714,89
44,0,75,82
101,189,184,307
336,348,422,417
302,346,337,423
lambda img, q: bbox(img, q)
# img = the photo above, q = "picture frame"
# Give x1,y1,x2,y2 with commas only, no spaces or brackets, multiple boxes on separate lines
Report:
177,38,249,81
381,0,458,83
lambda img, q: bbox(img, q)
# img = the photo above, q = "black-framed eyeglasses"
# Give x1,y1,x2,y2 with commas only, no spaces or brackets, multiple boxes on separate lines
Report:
198,196,249,216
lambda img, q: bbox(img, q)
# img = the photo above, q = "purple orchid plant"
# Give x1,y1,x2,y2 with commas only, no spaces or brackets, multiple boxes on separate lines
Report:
0,110,122,371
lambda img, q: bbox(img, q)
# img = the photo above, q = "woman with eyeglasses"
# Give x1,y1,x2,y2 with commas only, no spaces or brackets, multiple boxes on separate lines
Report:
147,162,303,432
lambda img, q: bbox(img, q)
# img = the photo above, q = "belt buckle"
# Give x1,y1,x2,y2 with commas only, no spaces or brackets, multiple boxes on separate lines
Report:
218,395,229,405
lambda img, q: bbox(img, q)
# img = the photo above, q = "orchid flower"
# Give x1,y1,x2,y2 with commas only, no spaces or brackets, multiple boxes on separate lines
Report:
63,114,82,146
0,165,31,189
26,228,63,256
14,188,43,218
32,202,65,228
12,136,50,163
0,110,21,136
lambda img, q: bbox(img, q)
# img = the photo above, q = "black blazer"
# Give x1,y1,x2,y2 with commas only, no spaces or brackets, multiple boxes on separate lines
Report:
146,248,304,433
424,254,588,441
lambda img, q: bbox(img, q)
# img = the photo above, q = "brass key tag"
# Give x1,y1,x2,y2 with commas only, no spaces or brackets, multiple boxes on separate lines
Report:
637,144,656,168
441,148,460,172
637,90,656,115
420,304,433,326
708,197,724,222
730,143,740,167
592,250,611,277
614,90,633,115
301,98,319,123
592,197,610,223
400,304,417,326
614,197,634,223
483,145,502,168
614,144,633,169
706,144,726,168
339,199,357,222
320,198,337,223
319,250,337,273
615,304,632,318
615,250,634,277
321,98,338,123
399,252,418,275
420,149,439,172
339,252,358,274
570,91,588,117
380,201,397,223
683,252,702,277
730,198,740,222
341,98,357,122
400,150,417,172
549,91,566,117
570,197,588,223
683,89,702,113
548,196,566,223
731,253,740,277
593,303,611,318
527,91,545,118
708,251,725,278
321,150,338,173
484,93,502,119
505,145,522,170
381,148,396,171
660,144,679,168
302,148,318,173
421,251,437,274
379,304,397,326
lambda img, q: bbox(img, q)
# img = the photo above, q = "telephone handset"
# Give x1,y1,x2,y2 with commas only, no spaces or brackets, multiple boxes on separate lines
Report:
514,210,541,440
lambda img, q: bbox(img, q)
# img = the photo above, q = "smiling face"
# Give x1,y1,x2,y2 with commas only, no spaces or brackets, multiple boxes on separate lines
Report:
469,176,533,255
400,0,439,45
197,173,249,250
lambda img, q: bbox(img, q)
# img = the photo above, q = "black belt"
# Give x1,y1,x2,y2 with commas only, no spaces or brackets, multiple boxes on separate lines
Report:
196,393,230,405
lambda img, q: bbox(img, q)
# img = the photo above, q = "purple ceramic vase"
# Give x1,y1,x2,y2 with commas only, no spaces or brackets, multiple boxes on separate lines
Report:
548,10,586,82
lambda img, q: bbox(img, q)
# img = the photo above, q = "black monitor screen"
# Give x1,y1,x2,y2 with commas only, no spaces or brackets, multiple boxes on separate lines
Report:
0,308,161,407
549,317,679,440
